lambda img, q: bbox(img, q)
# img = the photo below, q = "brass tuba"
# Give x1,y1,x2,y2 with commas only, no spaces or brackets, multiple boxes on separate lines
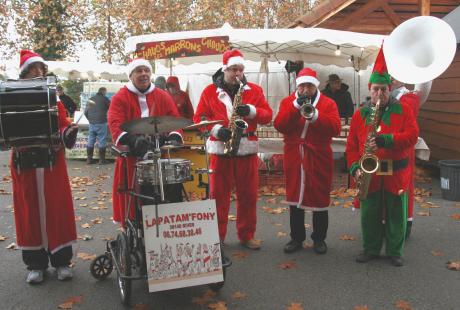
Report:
356,99,381,200
223,77,248,156
383,16,457,84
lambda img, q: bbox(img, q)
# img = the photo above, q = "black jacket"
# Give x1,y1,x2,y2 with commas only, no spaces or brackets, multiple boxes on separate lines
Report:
322,83,354,118
84,93,110,124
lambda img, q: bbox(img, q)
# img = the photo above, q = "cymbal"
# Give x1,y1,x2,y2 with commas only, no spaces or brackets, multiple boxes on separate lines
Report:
120,116,192,135
184,120,224,130
160,144,183,150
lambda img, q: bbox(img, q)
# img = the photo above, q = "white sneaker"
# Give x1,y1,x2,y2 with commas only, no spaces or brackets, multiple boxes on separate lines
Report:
57,266,73,281
26,270,44,284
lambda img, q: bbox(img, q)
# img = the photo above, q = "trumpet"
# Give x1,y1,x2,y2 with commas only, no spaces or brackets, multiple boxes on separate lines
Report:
298,96,315,119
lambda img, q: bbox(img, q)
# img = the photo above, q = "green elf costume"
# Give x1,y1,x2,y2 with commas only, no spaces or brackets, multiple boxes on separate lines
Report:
345,46,419,266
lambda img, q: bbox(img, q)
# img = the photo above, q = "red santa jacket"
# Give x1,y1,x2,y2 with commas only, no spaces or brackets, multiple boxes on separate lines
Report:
193,81,272,156
274,91,341,209
346,100,419,195
108,82,182,224
11,102,77,253
166,76,194,120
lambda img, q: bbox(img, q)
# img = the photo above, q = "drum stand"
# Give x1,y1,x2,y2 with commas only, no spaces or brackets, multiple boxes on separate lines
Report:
195,127,213,199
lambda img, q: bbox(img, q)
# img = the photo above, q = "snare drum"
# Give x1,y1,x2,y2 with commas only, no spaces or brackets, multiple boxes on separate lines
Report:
136,158,192,185
0,77,60,148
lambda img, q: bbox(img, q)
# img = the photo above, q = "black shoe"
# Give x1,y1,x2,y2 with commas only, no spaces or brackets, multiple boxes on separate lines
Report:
356,253,378,263
284,239,302,253
390,256,404,267
405,221,412,240
313,240,327,254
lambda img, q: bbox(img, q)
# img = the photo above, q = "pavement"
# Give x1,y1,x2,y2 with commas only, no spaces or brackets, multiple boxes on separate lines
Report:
0,151,459,310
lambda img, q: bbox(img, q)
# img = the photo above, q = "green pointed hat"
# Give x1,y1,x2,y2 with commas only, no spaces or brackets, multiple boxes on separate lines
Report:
368,44,391,89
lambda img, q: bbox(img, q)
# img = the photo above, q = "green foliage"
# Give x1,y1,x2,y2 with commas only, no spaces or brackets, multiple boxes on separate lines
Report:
61,79,86,109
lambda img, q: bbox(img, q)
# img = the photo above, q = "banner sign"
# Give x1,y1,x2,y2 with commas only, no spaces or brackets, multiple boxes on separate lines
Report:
143,199,223,292
135,36,230,60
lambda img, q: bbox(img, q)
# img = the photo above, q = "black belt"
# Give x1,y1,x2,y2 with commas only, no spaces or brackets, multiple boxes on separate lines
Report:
377,157,408,175
242,132,256,137
13,148,56,170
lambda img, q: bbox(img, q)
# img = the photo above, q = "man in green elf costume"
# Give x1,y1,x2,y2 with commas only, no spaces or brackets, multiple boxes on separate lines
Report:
346,46,419,267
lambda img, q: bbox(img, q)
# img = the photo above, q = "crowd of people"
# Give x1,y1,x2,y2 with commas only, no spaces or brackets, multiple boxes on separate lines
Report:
6,45,425,285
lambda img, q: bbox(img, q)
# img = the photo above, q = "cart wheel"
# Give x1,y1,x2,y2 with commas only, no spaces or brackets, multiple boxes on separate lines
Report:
90,254,113,280
117,232,132,306
209,266,226,291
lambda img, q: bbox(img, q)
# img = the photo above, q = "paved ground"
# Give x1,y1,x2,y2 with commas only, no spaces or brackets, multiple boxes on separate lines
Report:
0,151,459,310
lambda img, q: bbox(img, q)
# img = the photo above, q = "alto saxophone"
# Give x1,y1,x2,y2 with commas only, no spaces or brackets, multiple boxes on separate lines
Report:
356,99,382,200
223,77,248,156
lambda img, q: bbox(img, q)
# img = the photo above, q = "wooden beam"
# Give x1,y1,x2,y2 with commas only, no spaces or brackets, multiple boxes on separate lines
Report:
310,0,358,28
335,0,384,30
419,0,430,15
381,2,402,26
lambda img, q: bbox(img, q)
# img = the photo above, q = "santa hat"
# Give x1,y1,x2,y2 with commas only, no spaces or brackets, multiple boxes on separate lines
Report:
222,49,244,70
296,68,320,87
368,44,391,89
127,58,152,77
19,50,45,74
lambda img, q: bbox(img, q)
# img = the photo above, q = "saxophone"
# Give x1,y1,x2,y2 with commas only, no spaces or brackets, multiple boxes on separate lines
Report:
356,99,381,200
223,77,248,156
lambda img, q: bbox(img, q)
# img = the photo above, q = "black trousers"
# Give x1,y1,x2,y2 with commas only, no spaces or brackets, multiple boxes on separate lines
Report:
22,246,73,270
289,206,328,243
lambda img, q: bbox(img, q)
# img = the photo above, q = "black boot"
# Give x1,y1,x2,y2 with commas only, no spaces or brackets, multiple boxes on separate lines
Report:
311,211,328,254
98,147,107,165
405,221,412,240
86,147,94,164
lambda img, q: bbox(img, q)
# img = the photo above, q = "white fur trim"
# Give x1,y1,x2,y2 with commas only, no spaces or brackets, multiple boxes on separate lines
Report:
126,81,154,117
210,124,223,139
127,59,152,77
116,132,128,145
20,56,45,73
310,109,319,123
283,200,330,211
50,240,76,255
296,75,320,87
217,88,233,119
206,138,258,156
408,217,413,221
223,56,244,70
247,104,256,119
36,168,48,250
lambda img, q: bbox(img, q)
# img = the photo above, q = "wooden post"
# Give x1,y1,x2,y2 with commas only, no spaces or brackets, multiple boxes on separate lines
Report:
420,0,430,16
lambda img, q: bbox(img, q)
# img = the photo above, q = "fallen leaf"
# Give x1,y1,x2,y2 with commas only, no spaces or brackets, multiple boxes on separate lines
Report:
354,305,369,310
449,214,460,220
277,231,288,238
58,296,82,309
101,236,113,241
6,242,16,250
207,301,227,310
278,261,297,270
57,301,73,309
231,291,248,300
395,299,412,310
339,234,356,241
132,303,149,310
266,197,277,204
273,223,283,227
416,211,430,217
77,234,93,241
286,302,304,310
431,250,444,257
446,261,460,271
0,235,7,241
304,224,311,229
91,217,103,224
77,252,96,261
302,242,313,249
79,203,88,207
228,214,236,221
74,216,82,222
231,251,249,260
81,223,91,229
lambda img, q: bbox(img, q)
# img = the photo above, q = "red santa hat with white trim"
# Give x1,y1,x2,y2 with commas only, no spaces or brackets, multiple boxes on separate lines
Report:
19,50,45,74
222,49,245,70
127,57,152,77
296,68,320,87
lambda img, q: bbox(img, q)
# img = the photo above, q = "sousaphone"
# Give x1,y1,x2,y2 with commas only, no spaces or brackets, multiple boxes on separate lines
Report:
383,16,457,84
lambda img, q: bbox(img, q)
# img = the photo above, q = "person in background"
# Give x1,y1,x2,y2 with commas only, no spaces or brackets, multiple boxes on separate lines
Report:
322,73,354,123
193,49,272,250
154,76,167,90
166,76,194,120
12,50,78,284
346,47,418,267
56,85,77,117
85,87,111,164
274,68,341,255
391,77,432,238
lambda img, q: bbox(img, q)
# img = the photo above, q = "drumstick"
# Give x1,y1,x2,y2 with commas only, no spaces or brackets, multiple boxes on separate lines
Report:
74,112,84,125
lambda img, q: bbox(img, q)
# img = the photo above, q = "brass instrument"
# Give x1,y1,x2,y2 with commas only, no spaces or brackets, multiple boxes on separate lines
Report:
223,77,248,156
356,99,381,200
298,96,315,119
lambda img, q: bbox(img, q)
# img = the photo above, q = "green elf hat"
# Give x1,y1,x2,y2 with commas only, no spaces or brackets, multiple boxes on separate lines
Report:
368,43,391,89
